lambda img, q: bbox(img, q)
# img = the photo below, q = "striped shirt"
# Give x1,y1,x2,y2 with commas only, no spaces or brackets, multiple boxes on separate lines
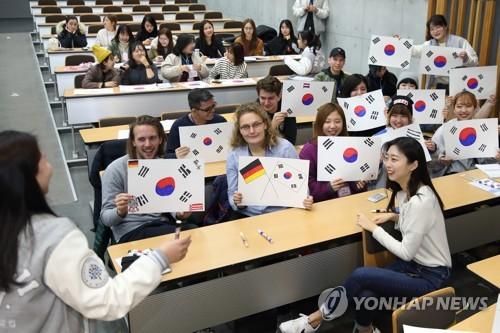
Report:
208,57,248,80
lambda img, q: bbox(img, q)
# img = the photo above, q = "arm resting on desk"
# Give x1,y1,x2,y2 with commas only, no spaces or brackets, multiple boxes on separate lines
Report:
44,229,166,320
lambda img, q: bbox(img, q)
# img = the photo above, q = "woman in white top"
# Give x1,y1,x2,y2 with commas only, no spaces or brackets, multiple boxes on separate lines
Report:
280,137,452,333
208,43,248,80
284,29,325,76
410,15,477,90
95,14,117,48
0,130,191,332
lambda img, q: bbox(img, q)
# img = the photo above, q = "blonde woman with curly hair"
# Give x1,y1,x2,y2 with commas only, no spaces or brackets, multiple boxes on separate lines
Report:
226,103,313,219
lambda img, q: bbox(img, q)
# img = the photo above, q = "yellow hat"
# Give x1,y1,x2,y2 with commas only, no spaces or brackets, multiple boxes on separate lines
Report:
92,44,112,63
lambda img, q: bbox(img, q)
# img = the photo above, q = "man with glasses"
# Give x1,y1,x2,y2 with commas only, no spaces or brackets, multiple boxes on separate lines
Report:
167,88,227,158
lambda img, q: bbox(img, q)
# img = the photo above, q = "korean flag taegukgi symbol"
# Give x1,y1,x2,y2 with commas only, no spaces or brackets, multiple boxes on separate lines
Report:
317,136,382,182
179,122,233,163
442,118,498,160
338,90,386,131
238,156,310,209
281,80,335,116
127,159,205,214
368,35,413,69
449,65,497,100
418,45,464,76
397,89,446,124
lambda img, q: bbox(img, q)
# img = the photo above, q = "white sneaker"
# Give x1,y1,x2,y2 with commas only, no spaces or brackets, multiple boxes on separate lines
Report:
279,314,320,333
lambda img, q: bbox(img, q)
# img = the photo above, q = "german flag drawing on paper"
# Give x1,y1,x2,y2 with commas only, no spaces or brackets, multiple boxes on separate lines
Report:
239,159,266,184
128,160,139,168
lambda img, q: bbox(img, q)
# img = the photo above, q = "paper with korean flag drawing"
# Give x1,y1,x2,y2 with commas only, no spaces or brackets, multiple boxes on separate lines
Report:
449,65,497,100
442,118,498,160
338,90,386,131
317,136,382,182
238,156,309,209
368,35,413,69
374,124,432,162
281,80,335,117
418,45,463,76
127,159,204,214
397,89,446,124
179,122,233,163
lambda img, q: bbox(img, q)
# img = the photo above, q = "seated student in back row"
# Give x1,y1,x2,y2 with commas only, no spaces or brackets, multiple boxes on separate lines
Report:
208,43,248,80
161,34,209,82
284,30,325,76
167,88,227,159
109,24,135,63
195,20,226,59
121,41,161,85
82,45,121,89
365,65,397,101
57,15,87,49
265,19,300,56
226,103,313,219
234,18,264,56
148,27,176,63
256,75,297,144
101,116,196,243
314,47,349,103
299,103,365,202
135,14,158,46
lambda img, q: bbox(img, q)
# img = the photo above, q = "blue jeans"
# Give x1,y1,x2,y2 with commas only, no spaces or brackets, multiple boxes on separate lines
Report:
343,260,451,326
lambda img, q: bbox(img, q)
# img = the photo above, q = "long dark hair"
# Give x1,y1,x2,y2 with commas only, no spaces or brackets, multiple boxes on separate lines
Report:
127,40,152,67
384,137,444,212
278,19,297,42
198,19,215,47
340,74,368,98
113,24,135,44
139,14,158,37
426,14,448,41
0,131,55,292
157,27,174,57
298,30,321,55
229,42,244,66
240,18,258,52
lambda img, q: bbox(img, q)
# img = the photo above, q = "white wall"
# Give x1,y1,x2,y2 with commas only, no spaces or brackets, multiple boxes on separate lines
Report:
201,0,428,76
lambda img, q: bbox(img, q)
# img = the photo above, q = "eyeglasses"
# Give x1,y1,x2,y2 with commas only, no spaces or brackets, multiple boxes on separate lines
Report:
197,102,217,112
239,121,264,132
429,25,444,32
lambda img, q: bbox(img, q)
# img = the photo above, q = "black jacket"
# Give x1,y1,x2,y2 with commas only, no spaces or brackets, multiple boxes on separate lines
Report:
194,37,226,58
58,28,87,48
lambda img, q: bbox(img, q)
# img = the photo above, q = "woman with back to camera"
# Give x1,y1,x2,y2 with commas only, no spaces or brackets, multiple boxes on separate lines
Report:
0,130,191,332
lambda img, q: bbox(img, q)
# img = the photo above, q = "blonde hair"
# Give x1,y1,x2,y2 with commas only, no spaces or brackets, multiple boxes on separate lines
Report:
230,102,279,148
453,91,478,109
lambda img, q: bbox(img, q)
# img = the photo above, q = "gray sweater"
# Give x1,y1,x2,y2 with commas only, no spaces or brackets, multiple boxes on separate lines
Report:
100,155,172,241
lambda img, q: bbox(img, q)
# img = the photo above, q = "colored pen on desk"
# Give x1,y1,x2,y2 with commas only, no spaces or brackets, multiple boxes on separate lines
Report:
175,220,182,240
240,232,249,248
257,229,273,244
370,209,388,213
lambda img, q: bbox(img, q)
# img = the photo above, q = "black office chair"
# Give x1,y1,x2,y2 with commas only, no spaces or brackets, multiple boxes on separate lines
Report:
162,4,180,11
189,4,205,10
89,139,128,260
159,22,180,31
79,14,102,23
45,14,66,23
175,12,194,20
65,54,95,66
41,6,62,13
73,6,93,13
204,11,222,19
132,5,151,12
87,24,102,34
74,74,85,88
269,64,295,76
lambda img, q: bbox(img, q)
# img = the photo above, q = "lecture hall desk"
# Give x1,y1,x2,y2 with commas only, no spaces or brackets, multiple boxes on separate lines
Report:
108,169,500,332
30,0,176,7
54,55,300,96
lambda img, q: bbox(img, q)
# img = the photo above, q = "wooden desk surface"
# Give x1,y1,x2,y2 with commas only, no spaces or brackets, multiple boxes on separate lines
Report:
449,303,496,332
467,254,500,288
108,169,498,281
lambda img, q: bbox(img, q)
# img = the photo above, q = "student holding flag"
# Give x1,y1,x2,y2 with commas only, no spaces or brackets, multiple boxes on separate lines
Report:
409,15,478,91
429,91,499,177
280,137,452,333
299,103,365,202
226,103,313,218
314,47,350,103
